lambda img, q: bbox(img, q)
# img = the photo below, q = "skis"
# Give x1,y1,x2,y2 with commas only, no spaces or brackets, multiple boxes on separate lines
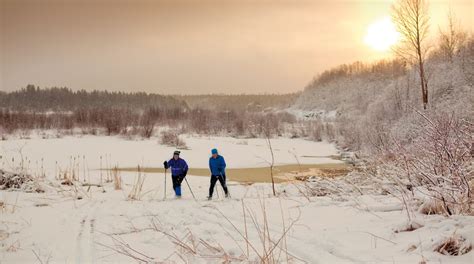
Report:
203,195,237,202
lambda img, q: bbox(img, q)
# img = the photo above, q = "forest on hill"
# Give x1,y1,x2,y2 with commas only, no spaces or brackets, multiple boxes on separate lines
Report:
294,36,473,154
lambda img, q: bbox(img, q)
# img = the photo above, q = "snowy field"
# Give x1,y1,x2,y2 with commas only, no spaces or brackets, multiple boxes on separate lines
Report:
0,134,341,177
1,135,473,263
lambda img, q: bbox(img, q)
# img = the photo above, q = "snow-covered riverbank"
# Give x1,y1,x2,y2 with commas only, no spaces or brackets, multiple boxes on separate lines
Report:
1,135,473,263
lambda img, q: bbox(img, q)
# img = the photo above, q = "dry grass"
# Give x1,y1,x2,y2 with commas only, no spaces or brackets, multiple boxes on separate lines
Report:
97,234,155,263
418,199,450,215
394,220,424,233
32,249,52,264
0,194,20,214
128,166,146,200
0,170,34,190
100,197,301,263
150,222,246,262
434,234,472,256
214,198,302,263
112,166,122,190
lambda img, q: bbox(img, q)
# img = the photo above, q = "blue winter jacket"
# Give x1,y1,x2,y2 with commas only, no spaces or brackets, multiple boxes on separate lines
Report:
167,158,188,177
209,155,226,176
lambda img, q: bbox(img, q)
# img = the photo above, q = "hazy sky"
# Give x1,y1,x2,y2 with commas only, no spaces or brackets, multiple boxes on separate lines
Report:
1,0,472,94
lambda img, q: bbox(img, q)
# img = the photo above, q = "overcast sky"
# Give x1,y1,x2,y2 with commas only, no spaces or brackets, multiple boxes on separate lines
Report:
1,0,472,94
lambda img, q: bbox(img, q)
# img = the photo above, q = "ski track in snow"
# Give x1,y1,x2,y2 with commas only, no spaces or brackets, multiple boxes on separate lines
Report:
2,178,474,263
75,200,98,264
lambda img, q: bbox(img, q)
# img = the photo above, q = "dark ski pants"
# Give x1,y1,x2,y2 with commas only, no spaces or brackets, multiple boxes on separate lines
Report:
209,174,228,197
172,175,185,196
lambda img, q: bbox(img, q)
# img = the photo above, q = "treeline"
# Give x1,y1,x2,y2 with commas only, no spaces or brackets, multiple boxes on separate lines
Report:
0,85,185,112
176,93,300,112
0,107,298,138
0,85,298,113
0,85,305,138
307,59,407,87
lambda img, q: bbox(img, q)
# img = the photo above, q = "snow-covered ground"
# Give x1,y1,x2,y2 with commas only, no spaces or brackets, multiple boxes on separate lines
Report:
1,136,473,263
2,173,473,263
0,134,341,177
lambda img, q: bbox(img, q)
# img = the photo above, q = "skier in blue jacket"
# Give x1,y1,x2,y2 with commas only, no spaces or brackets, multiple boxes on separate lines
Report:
207,148,229,199
163,150,188,197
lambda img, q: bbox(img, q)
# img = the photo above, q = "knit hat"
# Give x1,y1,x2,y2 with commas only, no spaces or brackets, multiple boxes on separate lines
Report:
173,150,181,156
211,148,218,155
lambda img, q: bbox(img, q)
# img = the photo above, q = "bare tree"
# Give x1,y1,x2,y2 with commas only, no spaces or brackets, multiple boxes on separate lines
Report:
259,121,277,196
438,10,467,62
265,135,276,196
140,109,156,138
459,36,474,86
392,0,430,109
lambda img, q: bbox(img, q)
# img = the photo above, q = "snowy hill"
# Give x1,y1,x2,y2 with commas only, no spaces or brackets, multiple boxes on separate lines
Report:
291,40,473,152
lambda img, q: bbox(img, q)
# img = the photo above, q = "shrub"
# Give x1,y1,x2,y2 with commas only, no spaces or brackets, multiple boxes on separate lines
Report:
378,112,473,216
160,130,187,149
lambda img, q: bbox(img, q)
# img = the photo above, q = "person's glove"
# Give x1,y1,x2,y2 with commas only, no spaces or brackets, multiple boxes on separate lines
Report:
163,161,168,169
183,170,188,177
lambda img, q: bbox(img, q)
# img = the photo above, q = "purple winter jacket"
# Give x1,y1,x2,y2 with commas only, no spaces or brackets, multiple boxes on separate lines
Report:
167,158,188,177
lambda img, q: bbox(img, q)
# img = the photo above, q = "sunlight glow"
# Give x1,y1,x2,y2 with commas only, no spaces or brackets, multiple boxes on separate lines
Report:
364,17,401,51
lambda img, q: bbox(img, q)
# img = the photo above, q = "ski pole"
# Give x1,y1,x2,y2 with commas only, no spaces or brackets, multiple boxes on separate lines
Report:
184,177,196,200
164,168,167,200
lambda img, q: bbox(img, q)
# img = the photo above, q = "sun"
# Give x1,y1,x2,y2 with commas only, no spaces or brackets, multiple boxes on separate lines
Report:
364,17,401,52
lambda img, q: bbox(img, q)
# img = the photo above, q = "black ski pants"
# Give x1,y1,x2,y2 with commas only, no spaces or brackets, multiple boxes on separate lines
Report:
172,175,185,190
209,174,228,197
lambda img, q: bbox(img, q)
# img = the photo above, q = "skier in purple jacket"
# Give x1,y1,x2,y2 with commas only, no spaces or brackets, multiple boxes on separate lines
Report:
163,150,188,197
